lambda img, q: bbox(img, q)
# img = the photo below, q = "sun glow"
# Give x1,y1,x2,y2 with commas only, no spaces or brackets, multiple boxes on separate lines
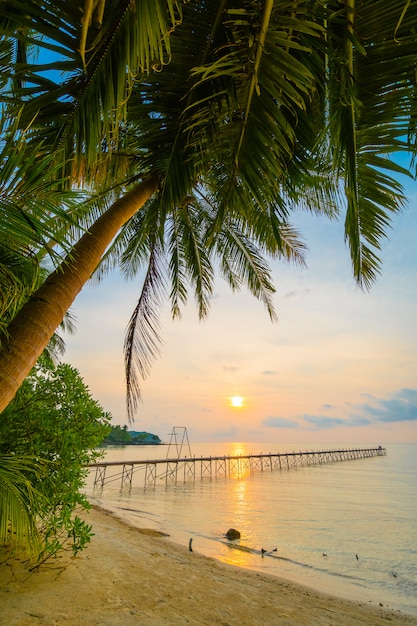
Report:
230,395,244,408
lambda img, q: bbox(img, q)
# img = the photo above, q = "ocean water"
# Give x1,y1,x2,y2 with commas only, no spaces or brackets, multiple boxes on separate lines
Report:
85,442,417,617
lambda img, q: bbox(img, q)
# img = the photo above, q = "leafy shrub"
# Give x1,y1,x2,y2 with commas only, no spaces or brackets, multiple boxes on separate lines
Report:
0,358,111,566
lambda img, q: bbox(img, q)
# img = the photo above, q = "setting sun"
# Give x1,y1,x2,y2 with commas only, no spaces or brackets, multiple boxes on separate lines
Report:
230,396,244,408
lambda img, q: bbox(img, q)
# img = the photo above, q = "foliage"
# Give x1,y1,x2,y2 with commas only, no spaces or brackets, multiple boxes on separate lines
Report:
2,0,416,280
101,424,132,445
0,455,45,560
0,112,83,335
0,358,111,566
131,431,161,445
100,425,161,445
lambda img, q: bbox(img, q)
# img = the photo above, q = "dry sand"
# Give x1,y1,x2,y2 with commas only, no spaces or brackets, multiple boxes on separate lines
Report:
1,505,416,626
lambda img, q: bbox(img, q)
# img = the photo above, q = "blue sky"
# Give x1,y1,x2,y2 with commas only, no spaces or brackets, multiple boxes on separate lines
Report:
64,179,417,444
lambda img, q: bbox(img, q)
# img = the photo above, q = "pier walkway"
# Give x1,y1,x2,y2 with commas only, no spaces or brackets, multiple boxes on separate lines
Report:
88,446,386,491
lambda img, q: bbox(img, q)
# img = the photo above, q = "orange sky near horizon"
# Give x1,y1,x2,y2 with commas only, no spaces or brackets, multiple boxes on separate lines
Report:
64,183,417,445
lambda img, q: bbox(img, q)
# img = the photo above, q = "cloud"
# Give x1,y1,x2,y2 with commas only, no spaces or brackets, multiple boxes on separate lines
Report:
345,414,373,427
359,388,417,423
262,370,277,376
223,366,239,372
263,416,299,429
299,388,417,431
303,415,349,429
283,288,311,299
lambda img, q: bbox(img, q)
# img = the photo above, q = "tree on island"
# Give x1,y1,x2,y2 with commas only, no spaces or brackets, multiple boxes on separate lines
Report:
130,432,162,445
101,425,133,446
1,1,416,419
100,426,161,446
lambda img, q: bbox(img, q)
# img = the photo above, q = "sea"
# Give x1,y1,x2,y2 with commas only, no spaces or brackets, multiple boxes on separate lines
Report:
84,442,417,618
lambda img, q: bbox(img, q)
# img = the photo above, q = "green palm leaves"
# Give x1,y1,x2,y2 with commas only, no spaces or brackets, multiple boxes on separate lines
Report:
0,0,185,173
325,0,416,286
1,0,417,416
0,456,43,559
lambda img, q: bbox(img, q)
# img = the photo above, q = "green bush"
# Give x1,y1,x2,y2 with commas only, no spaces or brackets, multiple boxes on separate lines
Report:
0,358,111,566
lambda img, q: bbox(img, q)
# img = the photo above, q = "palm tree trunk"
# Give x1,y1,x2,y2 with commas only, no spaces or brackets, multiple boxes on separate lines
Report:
0,176,160,414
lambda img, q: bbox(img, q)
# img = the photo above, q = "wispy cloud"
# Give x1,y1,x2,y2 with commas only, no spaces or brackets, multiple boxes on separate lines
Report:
283,288,311,299
346,414,373,426
303,415,349,429
359,388,417,423
299,388,417,430
263,416,299,429
262,370,277,376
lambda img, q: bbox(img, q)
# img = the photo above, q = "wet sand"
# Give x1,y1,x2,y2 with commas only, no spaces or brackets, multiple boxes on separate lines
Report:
1,505,416,626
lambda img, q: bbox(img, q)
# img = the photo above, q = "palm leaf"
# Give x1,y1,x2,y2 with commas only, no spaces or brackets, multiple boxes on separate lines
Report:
0,113,80,258
123,240,166,420
325,0,417,286
0,455,45,558
0,0,186,176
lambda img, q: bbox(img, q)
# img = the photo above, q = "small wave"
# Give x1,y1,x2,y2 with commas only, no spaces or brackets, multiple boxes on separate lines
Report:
116,505,159,518
213,538,372,585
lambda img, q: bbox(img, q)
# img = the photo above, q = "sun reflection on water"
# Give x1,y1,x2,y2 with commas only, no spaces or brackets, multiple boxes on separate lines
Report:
228,443,251,479
218,479,256,568
229,442,249,457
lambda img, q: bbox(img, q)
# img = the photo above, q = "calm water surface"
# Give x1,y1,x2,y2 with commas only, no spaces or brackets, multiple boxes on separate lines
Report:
85,442,417,617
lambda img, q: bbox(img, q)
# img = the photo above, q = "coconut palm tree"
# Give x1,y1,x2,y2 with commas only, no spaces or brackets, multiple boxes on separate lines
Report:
0,0,416,417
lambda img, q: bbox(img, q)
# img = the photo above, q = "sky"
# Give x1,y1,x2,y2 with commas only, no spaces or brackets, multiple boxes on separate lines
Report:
63,179,417,445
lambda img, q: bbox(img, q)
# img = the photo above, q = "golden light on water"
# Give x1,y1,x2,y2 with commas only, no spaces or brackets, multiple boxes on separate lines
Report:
228,443,251,479
218,480,252,568
230,443,249,457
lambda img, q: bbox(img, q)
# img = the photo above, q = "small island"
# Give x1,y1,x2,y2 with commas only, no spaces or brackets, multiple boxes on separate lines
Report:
100,425,161,446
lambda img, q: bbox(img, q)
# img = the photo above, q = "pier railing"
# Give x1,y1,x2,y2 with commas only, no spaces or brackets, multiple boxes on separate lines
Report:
87,446,386,491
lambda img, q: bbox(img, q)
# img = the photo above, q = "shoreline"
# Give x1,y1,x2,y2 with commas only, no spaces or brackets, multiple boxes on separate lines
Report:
90,495,417,618
1,505,417,625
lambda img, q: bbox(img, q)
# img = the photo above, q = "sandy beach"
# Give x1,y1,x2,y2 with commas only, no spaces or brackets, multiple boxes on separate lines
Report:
1,505,416,626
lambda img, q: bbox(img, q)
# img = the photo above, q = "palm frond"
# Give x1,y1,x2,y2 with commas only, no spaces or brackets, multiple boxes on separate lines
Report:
123,241,166,421
215,222,278,322
325,0,417,287
0,0,186,176
0,455,45,559
0,248,40,340
167,200,215,320
0,113,80,259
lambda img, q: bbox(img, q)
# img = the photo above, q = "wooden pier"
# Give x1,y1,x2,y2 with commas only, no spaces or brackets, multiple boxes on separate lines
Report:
88,446,386,491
